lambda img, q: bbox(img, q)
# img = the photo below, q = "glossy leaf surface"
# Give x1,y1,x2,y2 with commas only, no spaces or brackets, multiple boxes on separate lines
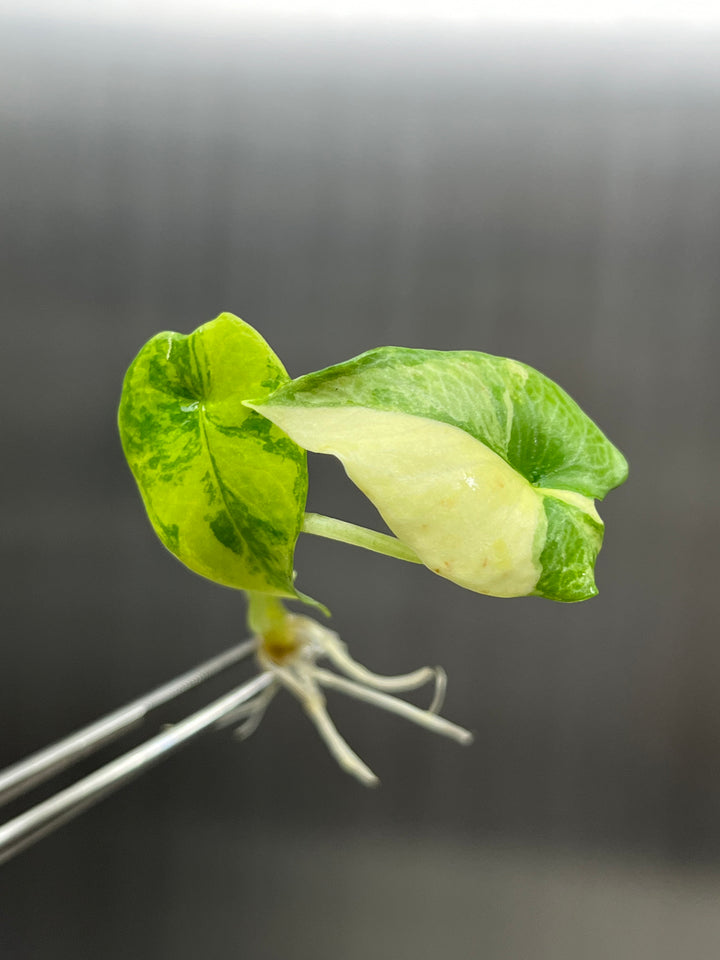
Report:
119,313,309,598
252,348,628,601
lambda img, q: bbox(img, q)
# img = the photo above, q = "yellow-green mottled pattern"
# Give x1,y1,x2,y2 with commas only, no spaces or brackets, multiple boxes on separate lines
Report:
118,313,308,598
253,347,627,602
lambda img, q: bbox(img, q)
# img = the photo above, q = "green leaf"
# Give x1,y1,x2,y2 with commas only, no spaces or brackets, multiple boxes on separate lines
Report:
118,313,311,600
250,347,628,602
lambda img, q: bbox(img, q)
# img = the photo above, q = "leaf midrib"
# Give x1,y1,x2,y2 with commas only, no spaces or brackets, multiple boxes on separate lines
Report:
188,332,248,550
197,402,248,551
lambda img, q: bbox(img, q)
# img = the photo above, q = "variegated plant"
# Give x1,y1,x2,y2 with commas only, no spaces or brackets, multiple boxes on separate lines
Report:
119,313,627,784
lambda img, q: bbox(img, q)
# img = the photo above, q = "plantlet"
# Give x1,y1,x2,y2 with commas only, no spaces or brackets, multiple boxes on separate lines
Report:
118,313,628,784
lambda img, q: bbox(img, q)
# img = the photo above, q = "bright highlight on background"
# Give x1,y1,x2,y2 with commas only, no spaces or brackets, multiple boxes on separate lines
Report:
7,0,720,25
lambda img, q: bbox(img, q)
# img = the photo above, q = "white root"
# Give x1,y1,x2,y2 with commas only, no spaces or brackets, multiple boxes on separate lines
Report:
242,614,472,787
314,669,472,745
293,618,448,713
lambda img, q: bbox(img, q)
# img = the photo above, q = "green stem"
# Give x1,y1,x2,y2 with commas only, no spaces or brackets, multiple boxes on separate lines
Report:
246,592,289,636
301,513,422,565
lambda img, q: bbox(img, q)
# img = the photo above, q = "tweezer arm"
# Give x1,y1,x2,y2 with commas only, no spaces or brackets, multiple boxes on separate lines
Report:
0,671,273,867
0,639,258,809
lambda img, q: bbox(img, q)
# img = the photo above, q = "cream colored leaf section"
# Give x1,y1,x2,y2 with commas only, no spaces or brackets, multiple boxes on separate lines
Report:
253,404,548,598
540,486,602,524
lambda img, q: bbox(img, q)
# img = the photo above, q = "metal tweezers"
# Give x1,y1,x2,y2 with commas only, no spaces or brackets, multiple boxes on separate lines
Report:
0,640,269,866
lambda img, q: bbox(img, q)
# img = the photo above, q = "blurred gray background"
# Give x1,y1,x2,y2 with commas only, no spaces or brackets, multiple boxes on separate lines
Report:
1,8,720,959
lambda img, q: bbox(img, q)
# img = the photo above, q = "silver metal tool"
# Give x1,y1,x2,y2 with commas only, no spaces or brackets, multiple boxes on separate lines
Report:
0,640,268,866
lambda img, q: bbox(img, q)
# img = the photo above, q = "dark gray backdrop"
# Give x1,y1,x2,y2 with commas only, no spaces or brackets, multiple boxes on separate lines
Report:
1,13,720,960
